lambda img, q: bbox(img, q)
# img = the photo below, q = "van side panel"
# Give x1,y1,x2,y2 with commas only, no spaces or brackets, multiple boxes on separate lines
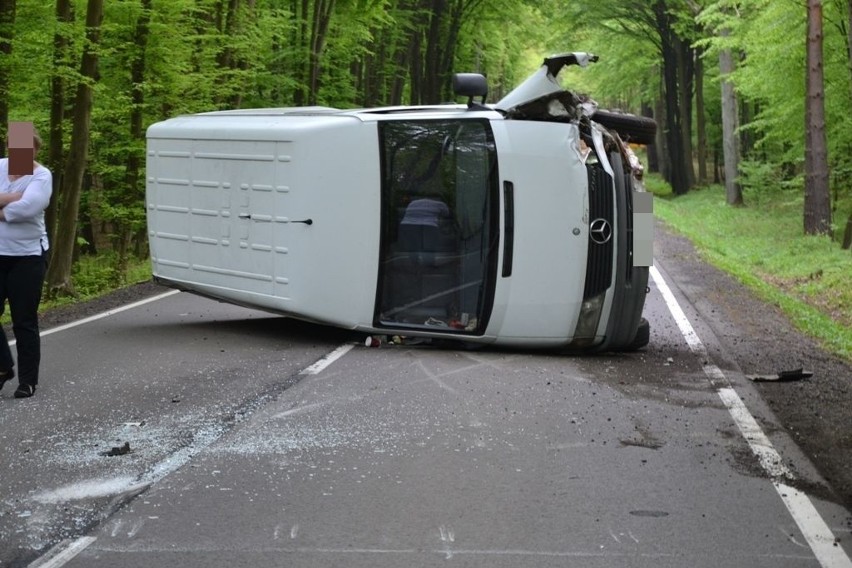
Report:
147,116,381,328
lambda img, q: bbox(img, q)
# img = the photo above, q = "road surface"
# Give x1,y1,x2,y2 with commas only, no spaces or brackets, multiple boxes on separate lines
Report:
1,240,851,567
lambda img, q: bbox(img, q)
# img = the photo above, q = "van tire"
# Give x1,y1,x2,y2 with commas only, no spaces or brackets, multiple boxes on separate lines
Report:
592,110,657,145
624,318,650,351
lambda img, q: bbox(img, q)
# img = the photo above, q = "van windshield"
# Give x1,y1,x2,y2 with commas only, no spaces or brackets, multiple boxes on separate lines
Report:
376,119,499,334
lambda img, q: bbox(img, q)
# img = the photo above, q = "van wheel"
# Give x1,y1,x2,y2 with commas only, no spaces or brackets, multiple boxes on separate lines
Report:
592,110,657,145
624,318,650,351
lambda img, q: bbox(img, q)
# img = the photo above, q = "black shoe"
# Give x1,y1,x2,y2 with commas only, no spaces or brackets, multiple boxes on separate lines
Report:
14,384,35,398
0,369,14,392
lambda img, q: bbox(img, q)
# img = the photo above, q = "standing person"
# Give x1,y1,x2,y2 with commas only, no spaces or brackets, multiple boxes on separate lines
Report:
0,124,52,398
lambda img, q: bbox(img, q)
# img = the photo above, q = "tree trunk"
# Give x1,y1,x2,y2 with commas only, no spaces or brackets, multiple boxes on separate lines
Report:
719,31,743,206
655,2,688,195
695,49,708,185
408,27,423,104
46,0,73,247
293,0,309,105
46,0,104,297
643,101,659,173
713,142,721,184
655,85,670,180
0,0,15,155
422,0,446,104
843,213,852,249
848,0,852,101
804,0,832,236
845,0,852,251
437,0,470,102
675,35,696,189
308,0,335,105
114,0,152,285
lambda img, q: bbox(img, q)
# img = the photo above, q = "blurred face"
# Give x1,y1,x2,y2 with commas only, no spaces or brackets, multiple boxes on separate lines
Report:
8,122,36,176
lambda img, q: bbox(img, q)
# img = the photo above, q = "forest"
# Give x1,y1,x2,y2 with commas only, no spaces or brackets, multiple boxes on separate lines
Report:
0,0,850,297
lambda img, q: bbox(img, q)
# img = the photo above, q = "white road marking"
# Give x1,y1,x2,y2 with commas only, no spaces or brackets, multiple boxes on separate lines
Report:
300,344,354,375
8,290,180,347
439,525,455,560
126,519,145,539
43,290,181,341
27,537,96,568
650,265,852,568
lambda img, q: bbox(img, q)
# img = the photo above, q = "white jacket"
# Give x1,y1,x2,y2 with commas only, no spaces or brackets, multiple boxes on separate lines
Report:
0,158,52,256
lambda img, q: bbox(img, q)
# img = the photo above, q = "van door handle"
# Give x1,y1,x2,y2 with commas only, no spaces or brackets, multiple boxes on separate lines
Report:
238,213,251,219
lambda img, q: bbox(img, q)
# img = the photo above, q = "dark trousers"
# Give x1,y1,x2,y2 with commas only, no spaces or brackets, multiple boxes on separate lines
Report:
0,254,46,386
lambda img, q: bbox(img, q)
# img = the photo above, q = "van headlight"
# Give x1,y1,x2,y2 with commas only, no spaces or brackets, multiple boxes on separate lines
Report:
573,293,604,342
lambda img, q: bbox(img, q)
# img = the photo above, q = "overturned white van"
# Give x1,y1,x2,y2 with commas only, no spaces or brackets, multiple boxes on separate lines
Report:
146,52,654,351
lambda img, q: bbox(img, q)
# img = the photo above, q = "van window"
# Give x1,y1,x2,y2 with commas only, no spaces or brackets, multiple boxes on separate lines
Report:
376,119,499,334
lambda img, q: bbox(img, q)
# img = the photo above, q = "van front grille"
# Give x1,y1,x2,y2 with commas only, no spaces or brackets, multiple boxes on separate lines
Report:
583,164,613,300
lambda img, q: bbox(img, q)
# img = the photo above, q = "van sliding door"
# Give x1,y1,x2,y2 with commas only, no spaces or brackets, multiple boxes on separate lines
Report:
376,119,499,334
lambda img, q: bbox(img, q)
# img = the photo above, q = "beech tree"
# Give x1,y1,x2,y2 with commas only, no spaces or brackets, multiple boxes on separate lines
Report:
843,0,852,249
698,2,744,206
0,0,15,153
46,0,104,296
553,0,700,195
804,0,832,235
719,33,743,206
45,0,73,247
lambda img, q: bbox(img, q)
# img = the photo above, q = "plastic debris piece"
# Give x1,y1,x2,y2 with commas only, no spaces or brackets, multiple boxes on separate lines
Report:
102,442,131,457
747,368,813,382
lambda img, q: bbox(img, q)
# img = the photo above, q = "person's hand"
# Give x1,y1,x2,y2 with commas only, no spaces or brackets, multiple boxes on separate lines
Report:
0,192,23,208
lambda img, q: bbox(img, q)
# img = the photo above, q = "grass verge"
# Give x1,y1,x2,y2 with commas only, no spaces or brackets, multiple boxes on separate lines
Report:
645,176,851,361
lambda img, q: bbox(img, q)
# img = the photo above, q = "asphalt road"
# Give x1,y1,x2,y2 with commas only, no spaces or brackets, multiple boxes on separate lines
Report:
1,255,851,566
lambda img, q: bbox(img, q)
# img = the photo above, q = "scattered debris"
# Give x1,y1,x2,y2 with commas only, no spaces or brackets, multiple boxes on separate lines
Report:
365,334,430,347
747,368,813,382
629,510,669,518
101,442,131,457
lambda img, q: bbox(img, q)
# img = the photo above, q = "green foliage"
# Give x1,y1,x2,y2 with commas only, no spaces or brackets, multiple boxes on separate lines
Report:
648,176,852,361
537,0,661,110
738,158,803,195
3,0,850,304
67,252,151,299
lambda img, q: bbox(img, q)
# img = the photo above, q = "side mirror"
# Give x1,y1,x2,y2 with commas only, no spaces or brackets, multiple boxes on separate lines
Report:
452,73,488,108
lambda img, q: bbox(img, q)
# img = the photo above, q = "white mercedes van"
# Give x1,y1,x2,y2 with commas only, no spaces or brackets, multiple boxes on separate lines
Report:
146,52,655,351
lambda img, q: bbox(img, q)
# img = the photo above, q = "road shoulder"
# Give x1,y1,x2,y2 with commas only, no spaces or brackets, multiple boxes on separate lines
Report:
655,221,852,513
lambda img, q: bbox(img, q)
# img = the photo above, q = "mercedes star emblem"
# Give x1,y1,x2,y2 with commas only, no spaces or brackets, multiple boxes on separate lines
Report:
589,218,612,245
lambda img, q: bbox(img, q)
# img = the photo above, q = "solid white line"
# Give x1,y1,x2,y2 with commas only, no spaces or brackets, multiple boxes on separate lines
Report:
7,290,181,347
28,536,96,568
40,290,181,338
300,344,354,375
650,265,852,568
